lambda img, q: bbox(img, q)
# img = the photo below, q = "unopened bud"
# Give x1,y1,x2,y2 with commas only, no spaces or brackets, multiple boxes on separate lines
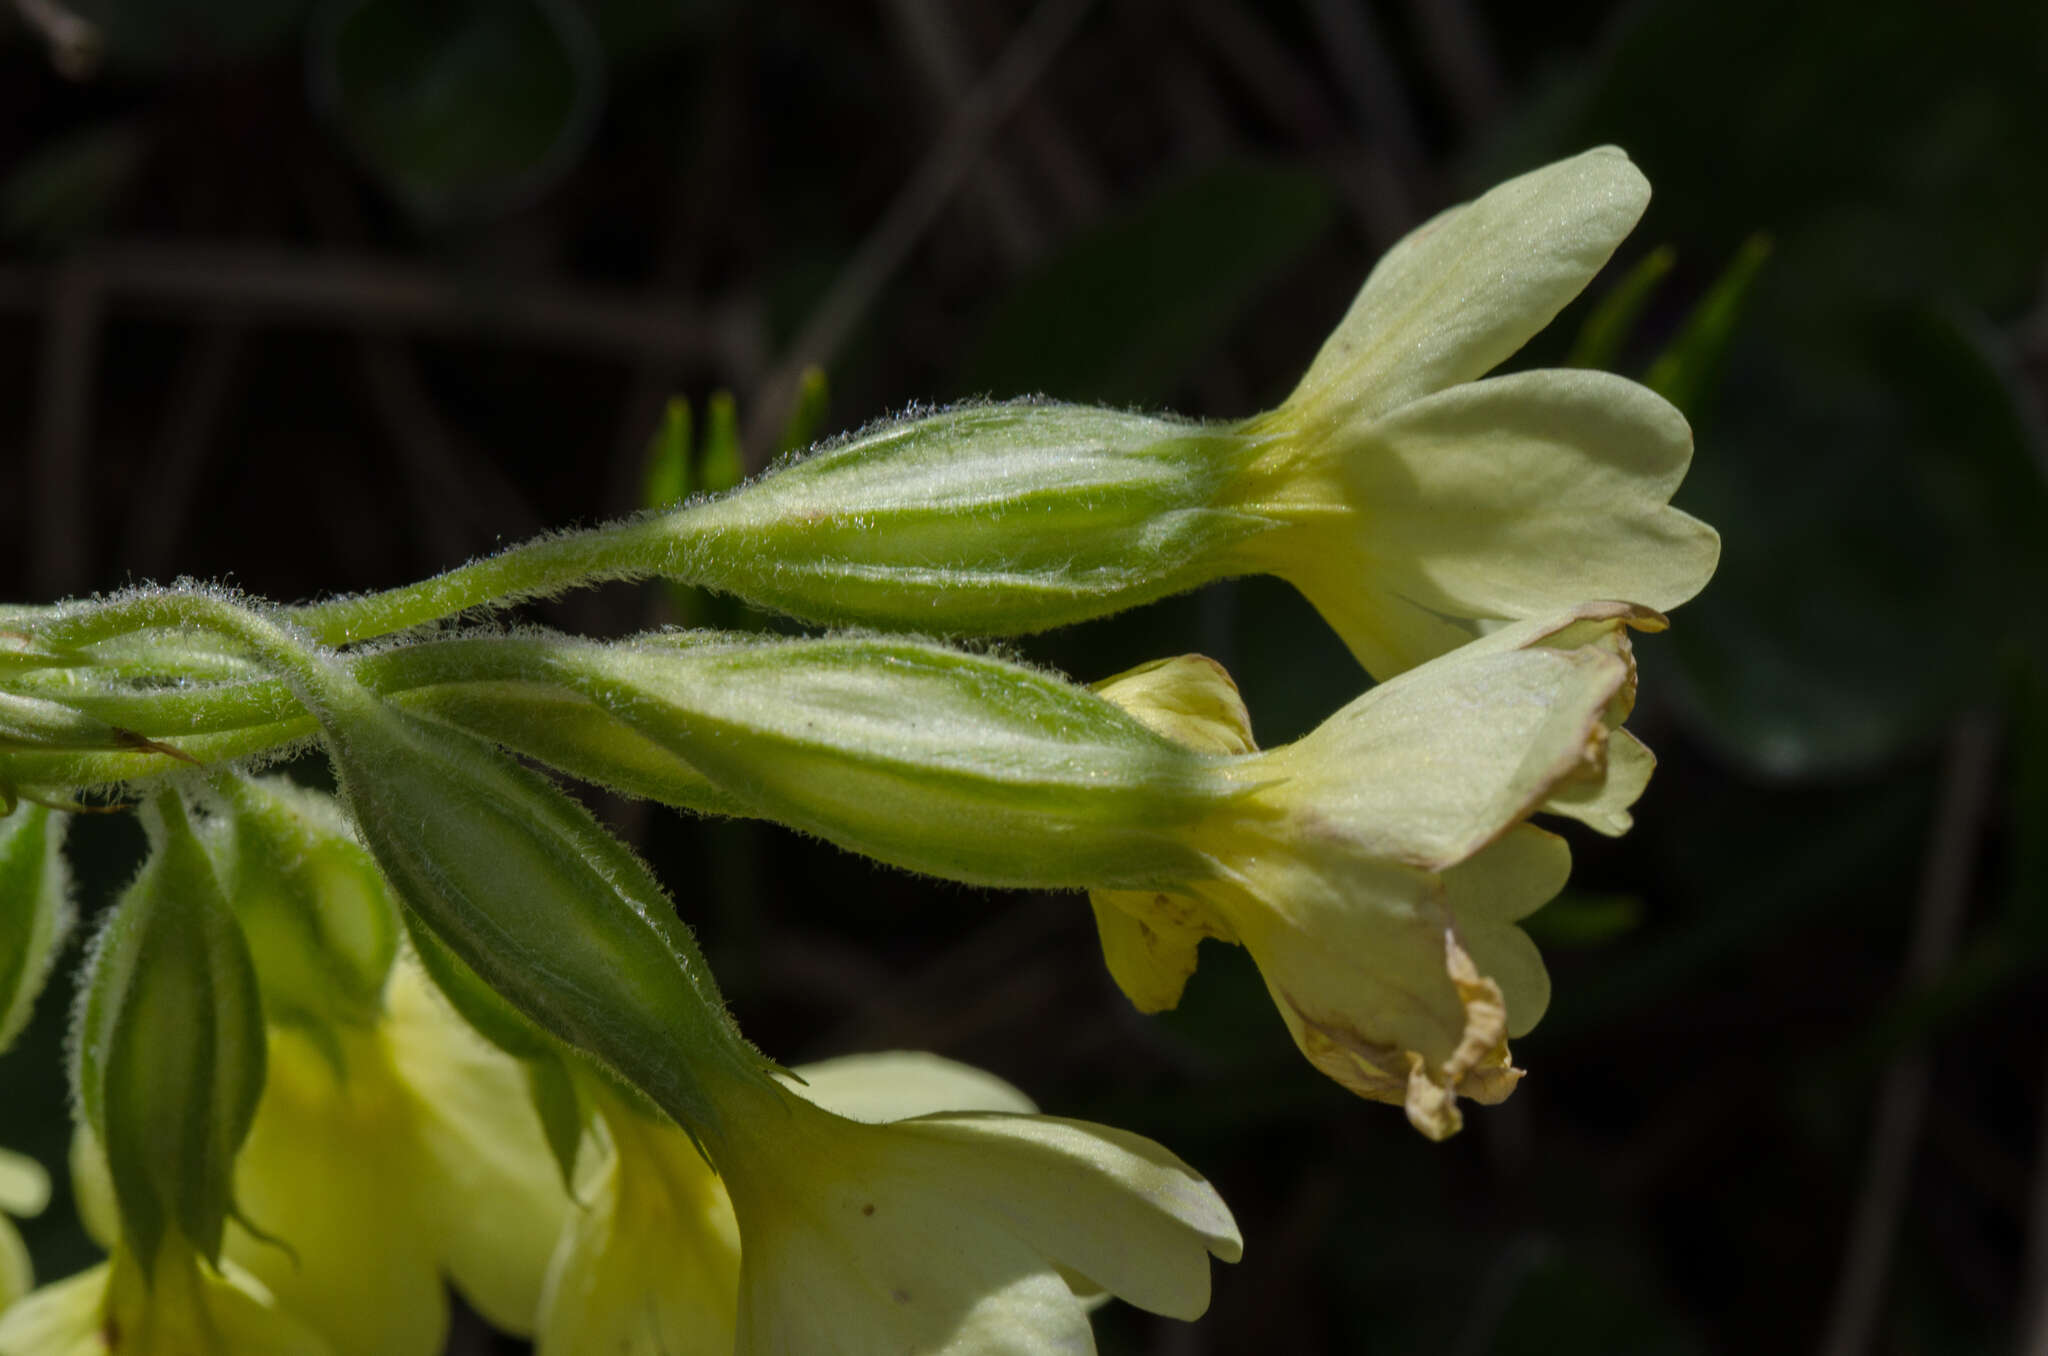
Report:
206,776,399,1038
0,803,72,1053
74,792,265,1272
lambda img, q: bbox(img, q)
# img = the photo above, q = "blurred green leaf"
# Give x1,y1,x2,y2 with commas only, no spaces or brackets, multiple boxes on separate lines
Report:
0,123,147,248
1570,0,2048,311
1523,891,1645,948
642,397,693,510
778,367,831,456
1568,244,1675,371
313,0,603,219
963,163,1334,406
1663,222,2028,775
1886,302,2048,634
699,390,743,493
1645,233,1773,422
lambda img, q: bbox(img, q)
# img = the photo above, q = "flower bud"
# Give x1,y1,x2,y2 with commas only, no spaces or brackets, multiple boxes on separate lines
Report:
205,777,399,1039
1089,604,1660,1139
73,792,266,1273
0,804,71,1054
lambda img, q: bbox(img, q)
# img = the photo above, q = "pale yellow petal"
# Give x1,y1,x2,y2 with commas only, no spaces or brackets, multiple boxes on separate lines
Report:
384,959,571,1336
193,1262,336,1356
0,1253,335,1356
1544,726,1656,836
0,1263,105,1356
1250,640,1629,869
1207,850,1474,1103
714,1086,1236,1355
1087,891,1209,1014
1440,824,1573,929
1327,370,1714,669
65,1131,115,1252
1246,367,1715,678
0,1151,46,1221
737,1211,1092,1356
225,1028,449,1356
536,1103,738,1356
892,1113,1242,1320
786,1051,1038,1120
0,1217,29,1316
1090,656,1256,755
1283,146,1650,424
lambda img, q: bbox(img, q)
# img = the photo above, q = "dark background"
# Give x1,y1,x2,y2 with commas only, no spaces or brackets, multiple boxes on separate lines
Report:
3,1,2046,1352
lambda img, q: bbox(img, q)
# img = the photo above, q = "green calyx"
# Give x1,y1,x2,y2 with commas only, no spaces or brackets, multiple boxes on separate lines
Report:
0,802,72,1054
535,631,1232,890
653,401,1274,633
305,674,774,1140
74,790,267,1276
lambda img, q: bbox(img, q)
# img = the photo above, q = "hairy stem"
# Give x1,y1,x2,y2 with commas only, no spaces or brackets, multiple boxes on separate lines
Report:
288,517,675,645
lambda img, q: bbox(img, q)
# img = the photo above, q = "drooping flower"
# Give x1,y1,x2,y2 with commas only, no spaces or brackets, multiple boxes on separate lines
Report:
573,148,1714,681
1088,604,1656,1138
453,610,1645,1140
699,1071,1240,1356
533,1051,1038,1356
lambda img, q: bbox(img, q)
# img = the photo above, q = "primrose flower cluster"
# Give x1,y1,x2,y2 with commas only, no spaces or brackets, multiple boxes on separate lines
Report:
0,148,1714,1354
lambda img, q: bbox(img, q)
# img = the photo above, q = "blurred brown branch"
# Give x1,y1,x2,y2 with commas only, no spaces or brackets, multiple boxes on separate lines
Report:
1819,714,2001,1356
0,245,763,369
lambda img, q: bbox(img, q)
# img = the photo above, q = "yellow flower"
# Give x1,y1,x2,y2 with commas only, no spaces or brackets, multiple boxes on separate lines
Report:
702,1070,1240,1355
533,1051,1039,1356
0,1242,331,1356
1224,147,1719,678
238,958,572,1353
1090,603,1655,1139
70,956,571,1356
584,151,1711,670
0,1149,49,1316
